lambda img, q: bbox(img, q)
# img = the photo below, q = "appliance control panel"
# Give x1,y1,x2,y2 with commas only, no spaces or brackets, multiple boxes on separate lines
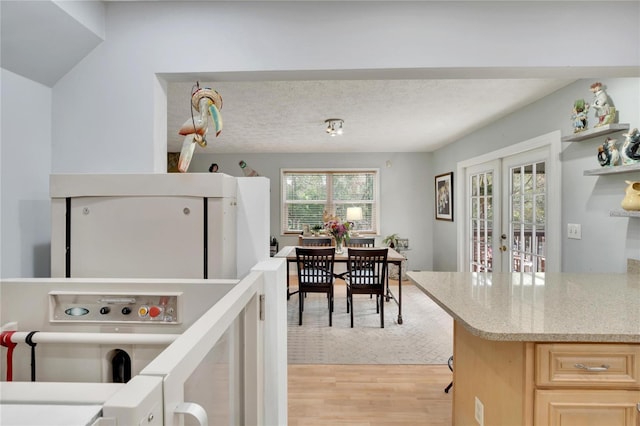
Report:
49,291,182,324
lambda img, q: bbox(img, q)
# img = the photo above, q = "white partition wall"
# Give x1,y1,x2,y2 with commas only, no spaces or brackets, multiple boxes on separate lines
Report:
236,177,271,279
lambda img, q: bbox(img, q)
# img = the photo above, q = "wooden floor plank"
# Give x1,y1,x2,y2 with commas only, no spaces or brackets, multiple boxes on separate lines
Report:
288,364,453,425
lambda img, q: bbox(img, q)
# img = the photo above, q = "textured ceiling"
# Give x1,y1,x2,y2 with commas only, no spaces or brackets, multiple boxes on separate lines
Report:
167,78,575,154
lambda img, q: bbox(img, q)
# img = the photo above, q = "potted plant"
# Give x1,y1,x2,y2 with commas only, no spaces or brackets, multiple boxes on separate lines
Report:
311,224,323,236
383,233,399,249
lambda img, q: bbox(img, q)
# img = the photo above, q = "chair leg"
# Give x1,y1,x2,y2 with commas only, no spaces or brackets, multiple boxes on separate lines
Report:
350,293,354,328
380,292,384,328
346,286,350,313
329,291,333,327
298,290,303,326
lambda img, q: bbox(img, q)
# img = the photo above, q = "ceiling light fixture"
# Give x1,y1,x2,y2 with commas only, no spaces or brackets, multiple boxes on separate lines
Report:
325,118,344,136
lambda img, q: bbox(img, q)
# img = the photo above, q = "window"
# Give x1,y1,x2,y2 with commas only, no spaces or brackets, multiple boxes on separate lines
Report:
281,169,379,234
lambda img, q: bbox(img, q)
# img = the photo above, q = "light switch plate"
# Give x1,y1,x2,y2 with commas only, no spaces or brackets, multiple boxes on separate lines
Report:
568,223,582,240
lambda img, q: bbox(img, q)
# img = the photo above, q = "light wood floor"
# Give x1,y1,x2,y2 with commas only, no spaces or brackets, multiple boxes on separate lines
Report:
288,364,453,425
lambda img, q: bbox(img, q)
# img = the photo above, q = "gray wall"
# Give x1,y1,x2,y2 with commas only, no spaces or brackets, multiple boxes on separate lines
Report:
432,78,640,273
192,78,640,275
189,152,434,272
0,70,52,278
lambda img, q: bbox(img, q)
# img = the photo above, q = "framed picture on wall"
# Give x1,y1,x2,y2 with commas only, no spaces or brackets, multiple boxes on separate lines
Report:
396,238,409,250
435,172,453,221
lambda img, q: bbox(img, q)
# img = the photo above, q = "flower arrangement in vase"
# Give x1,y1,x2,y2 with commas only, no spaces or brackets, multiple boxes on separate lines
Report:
324,219,351,253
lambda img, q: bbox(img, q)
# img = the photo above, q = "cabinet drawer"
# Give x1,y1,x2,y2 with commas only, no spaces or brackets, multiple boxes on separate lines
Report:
536,343,640,388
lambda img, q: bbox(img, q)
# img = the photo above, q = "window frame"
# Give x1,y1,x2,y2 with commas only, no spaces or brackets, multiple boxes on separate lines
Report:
280,168,380,235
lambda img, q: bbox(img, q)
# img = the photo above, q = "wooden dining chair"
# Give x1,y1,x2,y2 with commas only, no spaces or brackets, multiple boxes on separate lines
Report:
345,248,388,328
300,237,332,247
295,247,336,326
346,237,375,247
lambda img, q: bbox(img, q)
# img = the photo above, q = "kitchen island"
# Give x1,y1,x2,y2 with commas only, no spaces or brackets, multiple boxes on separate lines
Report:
407,271,640,426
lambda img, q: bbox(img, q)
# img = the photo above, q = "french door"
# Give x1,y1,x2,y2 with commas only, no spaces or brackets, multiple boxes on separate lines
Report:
459,132,561,273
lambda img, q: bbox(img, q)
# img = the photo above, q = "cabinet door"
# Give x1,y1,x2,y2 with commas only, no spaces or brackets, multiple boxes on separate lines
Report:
535,389,640,426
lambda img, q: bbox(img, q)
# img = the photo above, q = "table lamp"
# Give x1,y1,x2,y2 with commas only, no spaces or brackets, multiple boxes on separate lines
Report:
346,207,363,236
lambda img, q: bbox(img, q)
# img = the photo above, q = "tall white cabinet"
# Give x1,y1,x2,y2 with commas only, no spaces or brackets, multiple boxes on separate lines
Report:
50,173,269,279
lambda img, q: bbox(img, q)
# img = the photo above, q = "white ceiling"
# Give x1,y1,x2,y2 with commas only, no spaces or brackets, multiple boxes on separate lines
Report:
166,77,575,154
0,1,591,155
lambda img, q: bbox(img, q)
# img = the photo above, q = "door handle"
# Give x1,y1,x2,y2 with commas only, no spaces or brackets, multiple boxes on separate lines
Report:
499,245,507,252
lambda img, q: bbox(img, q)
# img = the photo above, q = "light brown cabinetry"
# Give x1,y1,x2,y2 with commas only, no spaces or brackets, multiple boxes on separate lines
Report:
453,324,640,426
535,390,639,426
534,344,640,426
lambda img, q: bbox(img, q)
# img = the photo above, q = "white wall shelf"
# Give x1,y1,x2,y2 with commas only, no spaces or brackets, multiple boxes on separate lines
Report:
583,162,640,176
562,123,630,142
610,210,640,218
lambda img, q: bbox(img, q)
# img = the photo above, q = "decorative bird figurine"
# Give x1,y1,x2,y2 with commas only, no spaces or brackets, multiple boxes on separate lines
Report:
620,128,640,165
597,137,619,167
177,83,223,173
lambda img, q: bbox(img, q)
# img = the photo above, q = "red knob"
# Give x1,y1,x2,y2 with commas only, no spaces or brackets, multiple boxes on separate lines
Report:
149,306,162,318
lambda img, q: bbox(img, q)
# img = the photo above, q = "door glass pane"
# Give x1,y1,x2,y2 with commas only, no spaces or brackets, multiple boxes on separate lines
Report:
512,196,521,221
509,160,546,273
535,162,545,191
524,164,534,192
535,195,545,223
524,194,533,223
469,171,493,272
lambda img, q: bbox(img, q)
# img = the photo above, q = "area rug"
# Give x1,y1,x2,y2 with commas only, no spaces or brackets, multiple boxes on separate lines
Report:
287,281,453,365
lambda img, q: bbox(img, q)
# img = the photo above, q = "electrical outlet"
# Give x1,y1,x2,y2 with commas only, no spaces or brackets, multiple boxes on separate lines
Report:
475,396,484,426
567,223,582,240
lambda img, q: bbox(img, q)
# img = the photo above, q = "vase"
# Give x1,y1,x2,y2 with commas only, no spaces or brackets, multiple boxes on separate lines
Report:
621,181,640,211
335,238,344,254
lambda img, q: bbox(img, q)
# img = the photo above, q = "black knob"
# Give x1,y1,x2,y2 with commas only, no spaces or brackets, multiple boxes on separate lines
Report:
99,306,111,315
121,307,132,315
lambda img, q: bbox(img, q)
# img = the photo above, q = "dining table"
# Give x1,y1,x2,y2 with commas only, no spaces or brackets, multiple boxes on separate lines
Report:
274,245,407,324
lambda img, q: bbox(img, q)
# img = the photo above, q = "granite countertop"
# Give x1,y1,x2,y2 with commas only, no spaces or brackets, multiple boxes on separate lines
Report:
407,271,640,343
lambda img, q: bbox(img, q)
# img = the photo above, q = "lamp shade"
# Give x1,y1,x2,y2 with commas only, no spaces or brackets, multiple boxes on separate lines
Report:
346,207,363,221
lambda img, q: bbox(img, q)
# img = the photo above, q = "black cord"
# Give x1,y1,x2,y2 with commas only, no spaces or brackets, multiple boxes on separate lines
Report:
25,331,39,382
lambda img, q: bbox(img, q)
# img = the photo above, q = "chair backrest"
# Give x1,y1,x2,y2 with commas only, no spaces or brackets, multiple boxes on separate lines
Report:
346,248,388,288
295,247,336,287
300,237,332,247
347,237,375,247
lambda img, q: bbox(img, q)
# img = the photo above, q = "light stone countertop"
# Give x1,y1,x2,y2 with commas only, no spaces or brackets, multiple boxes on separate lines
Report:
407,271,640,343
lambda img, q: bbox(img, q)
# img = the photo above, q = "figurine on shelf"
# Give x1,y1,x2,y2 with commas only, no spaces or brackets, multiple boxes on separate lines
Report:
571,99,589,133
589,82,616,127
620,127,640,165
621,181,640,211
597,137,619,167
